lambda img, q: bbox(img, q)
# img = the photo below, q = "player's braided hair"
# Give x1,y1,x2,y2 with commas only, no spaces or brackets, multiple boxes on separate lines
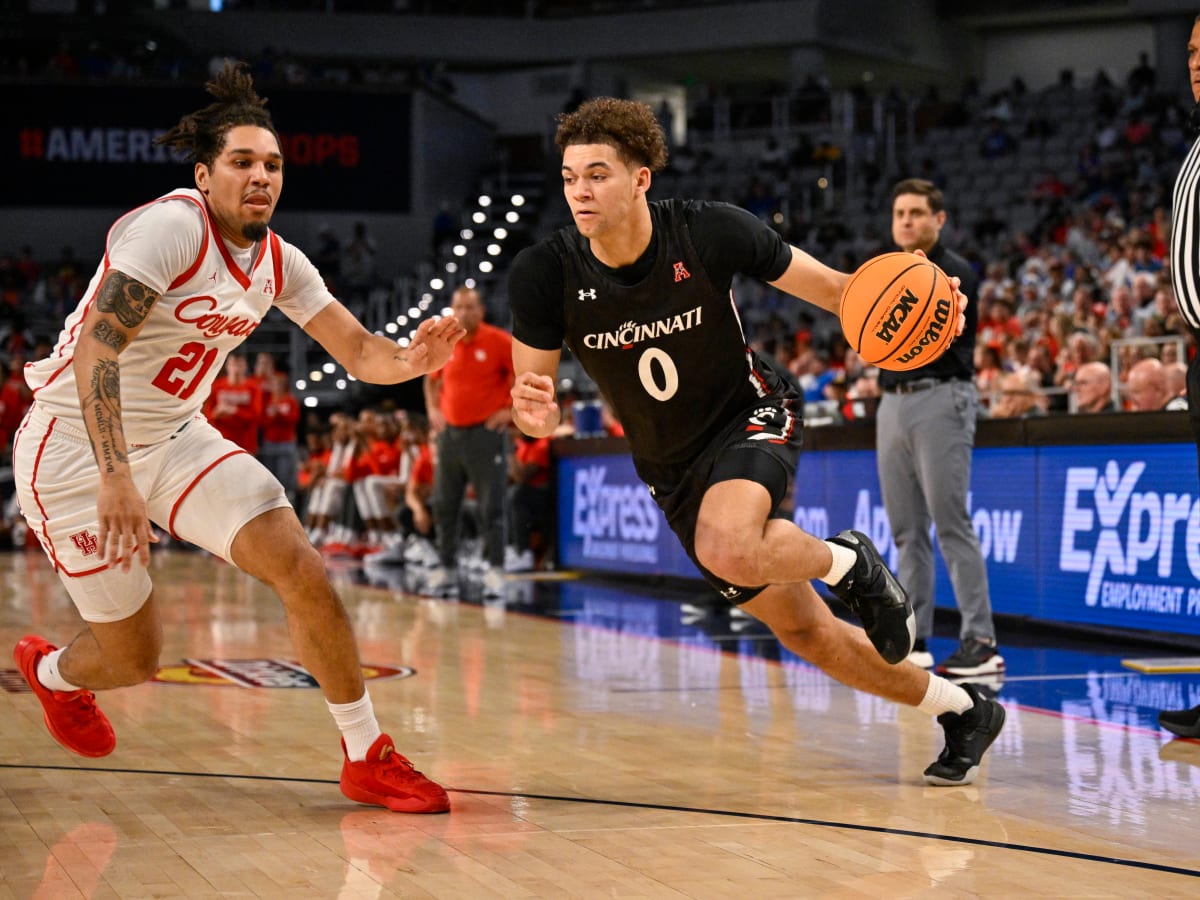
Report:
155,61,279,168
554,97,668,172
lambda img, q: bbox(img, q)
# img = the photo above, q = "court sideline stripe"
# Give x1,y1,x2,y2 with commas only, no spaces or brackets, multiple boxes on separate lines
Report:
1,763,1196,879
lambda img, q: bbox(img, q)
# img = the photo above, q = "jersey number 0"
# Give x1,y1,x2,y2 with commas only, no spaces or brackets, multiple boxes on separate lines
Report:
637,347,679,401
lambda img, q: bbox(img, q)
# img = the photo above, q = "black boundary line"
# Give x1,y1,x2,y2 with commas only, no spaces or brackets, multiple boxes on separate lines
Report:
1,763,1197,879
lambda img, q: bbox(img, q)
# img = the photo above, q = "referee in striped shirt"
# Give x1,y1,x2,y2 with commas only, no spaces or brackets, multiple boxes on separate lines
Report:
1158,15,1200,740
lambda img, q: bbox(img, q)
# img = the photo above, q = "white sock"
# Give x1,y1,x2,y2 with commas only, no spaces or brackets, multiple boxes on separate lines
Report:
917,674,974,716
818,541,857,585
37,649,81,692
327,691,383,762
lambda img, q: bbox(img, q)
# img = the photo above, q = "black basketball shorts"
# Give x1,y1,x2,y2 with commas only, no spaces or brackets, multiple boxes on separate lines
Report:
639,395,803,604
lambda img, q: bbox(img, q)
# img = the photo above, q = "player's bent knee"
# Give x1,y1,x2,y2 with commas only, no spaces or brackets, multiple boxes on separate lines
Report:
695,527,759,585
106,637,163,686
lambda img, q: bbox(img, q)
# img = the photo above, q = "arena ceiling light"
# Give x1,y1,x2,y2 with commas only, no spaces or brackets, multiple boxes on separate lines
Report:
479,260,494,273
430,277,445,290
453,244,467,257
505,211,519,224
493,227,508,239
472,212,487,224
385,322,399,334
511,194,525,206
478,195,492,207
322,362,336,374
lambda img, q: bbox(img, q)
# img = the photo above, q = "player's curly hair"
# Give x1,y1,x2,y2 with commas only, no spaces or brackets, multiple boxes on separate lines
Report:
554,97,668,172
155,61,279,168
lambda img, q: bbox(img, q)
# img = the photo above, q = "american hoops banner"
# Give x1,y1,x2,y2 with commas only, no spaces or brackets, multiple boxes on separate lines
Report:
2,84,411,211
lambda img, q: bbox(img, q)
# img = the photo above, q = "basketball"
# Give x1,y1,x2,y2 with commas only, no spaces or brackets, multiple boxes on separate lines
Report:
838,252,957,372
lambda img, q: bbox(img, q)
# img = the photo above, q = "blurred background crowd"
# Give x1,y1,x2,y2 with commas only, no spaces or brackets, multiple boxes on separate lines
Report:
1,1,1195,563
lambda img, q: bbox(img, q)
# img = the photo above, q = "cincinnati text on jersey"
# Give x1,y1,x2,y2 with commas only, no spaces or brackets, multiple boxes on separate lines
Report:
581,306,703,350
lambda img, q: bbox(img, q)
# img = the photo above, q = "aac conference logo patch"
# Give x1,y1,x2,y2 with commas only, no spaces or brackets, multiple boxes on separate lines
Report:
151,658,415,688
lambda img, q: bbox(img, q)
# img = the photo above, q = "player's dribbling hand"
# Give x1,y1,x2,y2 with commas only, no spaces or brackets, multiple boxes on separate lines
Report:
910,248,968,338
511,372,557,429
96,476,158,571
401,315,466,375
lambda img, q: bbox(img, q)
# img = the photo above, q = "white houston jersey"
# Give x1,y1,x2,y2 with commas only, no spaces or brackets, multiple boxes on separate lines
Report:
27,188,334,445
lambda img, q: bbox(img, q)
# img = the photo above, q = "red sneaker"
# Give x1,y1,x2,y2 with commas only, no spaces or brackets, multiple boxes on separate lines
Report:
340,734,449,813
13,635,116,758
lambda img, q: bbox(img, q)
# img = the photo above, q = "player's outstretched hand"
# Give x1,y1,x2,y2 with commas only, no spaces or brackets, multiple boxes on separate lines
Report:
911,248,968,338
511,372,557,430
401,315,466,376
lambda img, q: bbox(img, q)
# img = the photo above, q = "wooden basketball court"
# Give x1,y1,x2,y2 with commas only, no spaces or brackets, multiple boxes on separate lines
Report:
3,548,1199,897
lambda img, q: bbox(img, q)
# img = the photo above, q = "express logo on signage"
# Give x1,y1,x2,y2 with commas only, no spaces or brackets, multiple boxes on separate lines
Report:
572,464,660,563
1060,460,1200,613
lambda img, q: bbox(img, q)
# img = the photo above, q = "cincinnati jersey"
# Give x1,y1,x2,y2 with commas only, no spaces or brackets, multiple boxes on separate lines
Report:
27,188,334,445
510,199,796,469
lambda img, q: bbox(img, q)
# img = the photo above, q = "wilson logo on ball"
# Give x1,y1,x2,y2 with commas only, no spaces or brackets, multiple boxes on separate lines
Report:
839,251,957,372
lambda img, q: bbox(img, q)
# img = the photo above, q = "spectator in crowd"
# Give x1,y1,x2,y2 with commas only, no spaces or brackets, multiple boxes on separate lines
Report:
423,285,514,599
340,221,377,316
506,428,552,573
1126,356,1189,412
980,117,1017,159
297,428,330,520
204,351,262,455
313,224,342,287
0,358,32,458
259,363,300,502
402,414,439,568
1165,360,1188,401
876,178,1003,678
10,62,462,814
348,409,405,562
989,370,1046,418
509,97,1003,788
1070,361,1116,412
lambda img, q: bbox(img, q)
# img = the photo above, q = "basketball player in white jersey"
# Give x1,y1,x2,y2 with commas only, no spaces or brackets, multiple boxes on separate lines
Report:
12,62,464,813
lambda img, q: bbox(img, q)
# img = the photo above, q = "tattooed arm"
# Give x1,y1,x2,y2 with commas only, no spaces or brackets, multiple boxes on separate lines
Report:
73,268,161,570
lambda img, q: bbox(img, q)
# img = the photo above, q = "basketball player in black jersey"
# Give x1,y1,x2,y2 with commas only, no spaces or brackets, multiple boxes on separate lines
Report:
508,97,1005,785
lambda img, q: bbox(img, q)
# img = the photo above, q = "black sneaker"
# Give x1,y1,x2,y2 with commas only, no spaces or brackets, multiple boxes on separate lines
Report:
924,683,1006,786
825,530,915,664
937,638,1005,677
1158,704,1200,739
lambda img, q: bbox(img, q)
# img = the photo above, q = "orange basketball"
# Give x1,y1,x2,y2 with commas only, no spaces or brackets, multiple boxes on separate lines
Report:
838,252,957,372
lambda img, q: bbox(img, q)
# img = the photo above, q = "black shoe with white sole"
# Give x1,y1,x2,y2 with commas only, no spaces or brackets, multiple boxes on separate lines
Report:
825,530,915,664
924,683,1006,786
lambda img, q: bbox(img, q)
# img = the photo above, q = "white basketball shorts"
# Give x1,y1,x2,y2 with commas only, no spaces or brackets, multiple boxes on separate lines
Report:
13,403,291,623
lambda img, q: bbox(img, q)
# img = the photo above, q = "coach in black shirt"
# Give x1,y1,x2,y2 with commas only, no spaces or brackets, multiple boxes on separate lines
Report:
876,178,1003,679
